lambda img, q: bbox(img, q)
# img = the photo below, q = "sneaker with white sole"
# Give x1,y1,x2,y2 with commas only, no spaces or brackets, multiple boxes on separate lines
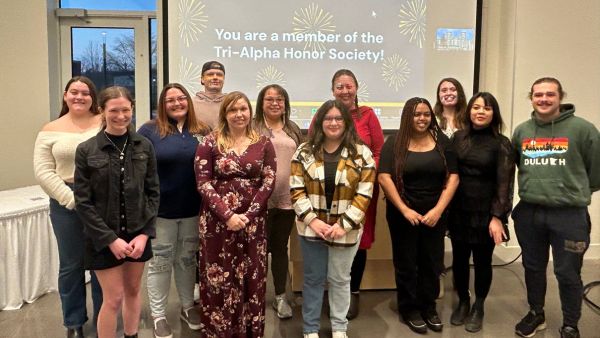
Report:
272,294,293,319
303,333,319,338
332,331,348,338
180,307,202,330
515,310,546,337
152,317,172,338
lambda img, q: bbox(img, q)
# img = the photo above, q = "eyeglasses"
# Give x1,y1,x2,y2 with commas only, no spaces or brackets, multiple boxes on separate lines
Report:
323,116,344,123
165,95,188,104
264,97,285,104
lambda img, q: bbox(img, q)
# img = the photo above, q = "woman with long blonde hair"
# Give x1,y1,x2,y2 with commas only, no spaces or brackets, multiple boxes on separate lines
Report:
194,91,276,337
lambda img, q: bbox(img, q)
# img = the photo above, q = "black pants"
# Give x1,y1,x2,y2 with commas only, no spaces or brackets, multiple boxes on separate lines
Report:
266,208,295,295
451,238,495,301
350,249,367,292
387,207,445,315
513,201,590,327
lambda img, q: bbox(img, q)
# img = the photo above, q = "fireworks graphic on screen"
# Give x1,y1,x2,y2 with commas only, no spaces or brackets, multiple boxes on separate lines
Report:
357,81,370,103
256,65,287,89
292,3,336,52
381,54,411,91
398,0,426,48
178,0,208,47
179,57,202,93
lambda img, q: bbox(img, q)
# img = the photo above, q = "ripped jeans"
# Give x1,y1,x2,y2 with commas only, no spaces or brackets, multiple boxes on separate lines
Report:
513,201,590,327
147,216,199,317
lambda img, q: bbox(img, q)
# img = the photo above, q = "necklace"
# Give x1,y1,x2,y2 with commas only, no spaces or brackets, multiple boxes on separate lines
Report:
104,131,128,160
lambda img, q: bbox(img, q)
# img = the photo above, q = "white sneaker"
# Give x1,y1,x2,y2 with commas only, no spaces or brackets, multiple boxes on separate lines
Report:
303,333,320,338
332,331,348,338
272,294,293,319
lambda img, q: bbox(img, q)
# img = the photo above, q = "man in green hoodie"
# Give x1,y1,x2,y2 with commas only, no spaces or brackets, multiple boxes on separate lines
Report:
512,77,600,338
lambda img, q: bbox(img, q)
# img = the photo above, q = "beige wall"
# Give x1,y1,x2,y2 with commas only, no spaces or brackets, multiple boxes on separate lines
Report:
0,0,598,254
479,0,600,259
0,1,60,190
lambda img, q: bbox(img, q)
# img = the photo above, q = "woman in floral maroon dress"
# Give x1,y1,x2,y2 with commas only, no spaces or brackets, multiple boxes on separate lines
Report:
194,91,276,338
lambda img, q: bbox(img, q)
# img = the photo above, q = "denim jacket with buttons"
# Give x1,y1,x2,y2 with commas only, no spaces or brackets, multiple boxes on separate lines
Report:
74,128,160,251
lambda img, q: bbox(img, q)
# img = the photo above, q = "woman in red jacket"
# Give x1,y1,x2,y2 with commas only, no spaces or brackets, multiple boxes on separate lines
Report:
330,69,384,319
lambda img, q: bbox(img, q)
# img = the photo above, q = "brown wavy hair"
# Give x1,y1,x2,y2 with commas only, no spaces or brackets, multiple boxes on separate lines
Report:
59,76,99,117
300,100,360,161
433,77,467,130
154,83,210,138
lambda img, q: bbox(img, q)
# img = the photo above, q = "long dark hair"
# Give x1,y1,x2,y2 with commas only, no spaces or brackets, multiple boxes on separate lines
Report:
254,84,303,146
433,77,467,130
331,69,361,118
154,83,210,138
301,100,360,161
59,76,99,117
393,97,447,194
456,92,504,156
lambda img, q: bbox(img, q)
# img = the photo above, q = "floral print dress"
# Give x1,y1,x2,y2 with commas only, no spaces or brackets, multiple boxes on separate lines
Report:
194,133,276,338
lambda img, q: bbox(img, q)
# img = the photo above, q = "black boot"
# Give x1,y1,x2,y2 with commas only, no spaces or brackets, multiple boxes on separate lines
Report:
66,327,84,338
465,299,484,333
450,298,470,326
346,292,359,320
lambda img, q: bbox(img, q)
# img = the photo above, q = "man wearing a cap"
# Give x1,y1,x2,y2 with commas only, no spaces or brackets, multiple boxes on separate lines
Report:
192,61,226,129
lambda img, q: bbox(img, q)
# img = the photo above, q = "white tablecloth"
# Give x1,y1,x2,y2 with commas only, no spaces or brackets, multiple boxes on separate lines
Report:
0,185,59,310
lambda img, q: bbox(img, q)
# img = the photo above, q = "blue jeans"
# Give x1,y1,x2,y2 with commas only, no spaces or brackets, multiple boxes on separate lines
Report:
147,216,199,317
299,236,360,334
49,198,102,328
513,201,590,327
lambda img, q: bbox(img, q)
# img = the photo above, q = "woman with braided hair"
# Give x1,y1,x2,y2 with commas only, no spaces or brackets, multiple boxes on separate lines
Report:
378,97,459,335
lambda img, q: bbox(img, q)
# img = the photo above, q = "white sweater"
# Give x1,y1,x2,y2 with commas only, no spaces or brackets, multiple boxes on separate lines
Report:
33,128,99,209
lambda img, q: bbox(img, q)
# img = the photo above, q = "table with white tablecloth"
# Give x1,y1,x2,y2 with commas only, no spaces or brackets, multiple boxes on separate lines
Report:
0,185,59,310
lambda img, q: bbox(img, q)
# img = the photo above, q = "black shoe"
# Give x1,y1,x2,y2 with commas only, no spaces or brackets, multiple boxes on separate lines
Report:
464,307,484,333
450,299,470,326
423,309,443,332
67,327,84,338
515,311,546,337
402,311,427,334
346,293,359,320
559,326,580,338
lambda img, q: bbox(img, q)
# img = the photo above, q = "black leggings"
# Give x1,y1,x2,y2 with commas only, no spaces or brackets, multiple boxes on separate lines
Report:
266,208,296,295
451,238,495,301
350,249,367,292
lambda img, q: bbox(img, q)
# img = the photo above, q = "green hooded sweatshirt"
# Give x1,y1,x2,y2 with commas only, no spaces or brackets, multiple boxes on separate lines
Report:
511,104,600,207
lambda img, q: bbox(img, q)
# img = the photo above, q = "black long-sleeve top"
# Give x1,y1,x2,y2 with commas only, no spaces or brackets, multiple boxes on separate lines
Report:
448,127,515,244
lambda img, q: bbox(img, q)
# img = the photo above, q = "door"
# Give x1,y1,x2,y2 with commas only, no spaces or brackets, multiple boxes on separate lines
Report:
59,13,157,124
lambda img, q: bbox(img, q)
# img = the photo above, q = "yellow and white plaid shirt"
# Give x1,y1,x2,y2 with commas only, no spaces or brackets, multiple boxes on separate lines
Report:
290,143,376,246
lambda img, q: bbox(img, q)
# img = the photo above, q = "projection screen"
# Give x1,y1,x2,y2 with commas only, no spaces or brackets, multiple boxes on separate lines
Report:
165,0,480,130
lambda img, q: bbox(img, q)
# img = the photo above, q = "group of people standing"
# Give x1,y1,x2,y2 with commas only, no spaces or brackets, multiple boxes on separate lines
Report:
34,60,599,338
